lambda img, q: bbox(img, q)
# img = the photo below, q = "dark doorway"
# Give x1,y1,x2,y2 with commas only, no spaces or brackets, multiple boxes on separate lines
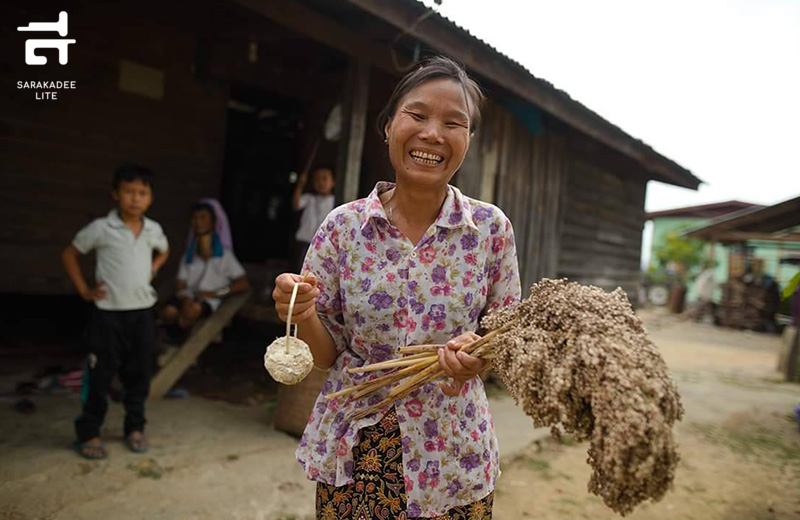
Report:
220,86,306,264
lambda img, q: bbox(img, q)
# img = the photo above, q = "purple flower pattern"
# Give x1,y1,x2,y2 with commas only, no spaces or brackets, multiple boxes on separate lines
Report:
295,182,521,517
459,453,481,472
423,418,438,438
368,291,393,310
460,234,478,251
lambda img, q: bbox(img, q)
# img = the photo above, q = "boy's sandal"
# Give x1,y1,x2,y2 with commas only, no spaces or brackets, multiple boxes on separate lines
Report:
125,433,150,453
74,440,108,460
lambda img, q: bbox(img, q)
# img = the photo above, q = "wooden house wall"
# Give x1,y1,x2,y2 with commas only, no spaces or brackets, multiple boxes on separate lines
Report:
455,101,566,291
557,150,647,299
0,2,228,294
351,67,397,196
457,101,647,298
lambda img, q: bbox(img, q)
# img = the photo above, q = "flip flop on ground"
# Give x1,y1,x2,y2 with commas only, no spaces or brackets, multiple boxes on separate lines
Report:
125,431,150,453
74,438,108,459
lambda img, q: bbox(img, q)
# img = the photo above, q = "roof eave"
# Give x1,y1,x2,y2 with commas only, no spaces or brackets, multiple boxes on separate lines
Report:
684,195,800,241
645,200,762,220
342,0,702,190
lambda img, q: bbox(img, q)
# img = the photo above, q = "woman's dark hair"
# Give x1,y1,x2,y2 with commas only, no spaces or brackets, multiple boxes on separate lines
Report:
190,202,217,225
112,163,154,190
377,56,485,140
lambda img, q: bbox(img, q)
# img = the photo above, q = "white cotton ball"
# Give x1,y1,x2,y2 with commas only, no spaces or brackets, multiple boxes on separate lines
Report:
264,336,314,385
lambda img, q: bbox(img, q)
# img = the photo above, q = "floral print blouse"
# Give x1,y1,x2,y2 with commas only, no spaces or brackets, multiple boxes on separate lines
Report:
296,181,521,517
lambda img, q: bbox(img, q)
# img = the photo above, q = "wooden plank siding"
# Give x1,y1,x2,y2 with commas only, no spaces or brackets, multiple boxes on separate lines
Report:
557,153,647,299
455,101,566,291
456,100,646,298
0,1,228,294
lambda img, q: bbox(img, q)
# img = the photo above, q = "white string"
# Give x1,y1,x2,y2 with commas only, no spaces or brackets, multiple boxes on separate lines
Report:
285,282,300,352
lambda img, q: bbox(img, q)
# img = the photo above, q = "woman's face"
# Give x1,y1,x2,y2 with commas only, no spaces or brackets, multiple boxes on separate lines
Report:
385,78,472,188
190,209,214,236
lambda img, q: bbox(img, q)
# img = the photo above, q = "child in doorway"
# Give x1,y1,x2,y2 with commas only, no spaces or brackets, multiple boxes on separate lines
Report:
291,166,335,272
62,164,170,459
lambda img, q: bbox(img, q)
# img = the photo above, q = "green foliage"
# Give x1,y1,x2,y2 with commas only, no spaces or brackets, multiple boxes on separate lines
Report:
653,232,706,280
782,270,800,301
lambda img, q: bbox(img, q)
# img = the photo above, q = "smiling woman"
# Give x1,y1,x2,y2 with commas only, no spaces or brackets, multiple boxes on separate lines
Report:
271,56,521,520
376,57,485,245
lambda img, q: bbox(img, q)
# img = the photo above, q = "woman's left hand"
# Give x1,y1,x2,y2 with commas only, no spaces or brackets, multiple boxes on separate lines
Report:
437,331,485,397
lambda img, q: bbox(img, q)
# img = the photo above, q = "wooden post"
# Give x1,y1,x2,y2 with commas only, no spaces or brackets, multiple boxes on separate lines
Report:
479,105,501,204
336,58,370,204
786,327,800,383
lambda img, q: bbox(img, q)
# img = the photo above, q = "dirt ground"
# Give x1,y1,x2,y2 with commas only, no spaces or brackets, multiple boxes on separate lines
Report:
1,308,799,520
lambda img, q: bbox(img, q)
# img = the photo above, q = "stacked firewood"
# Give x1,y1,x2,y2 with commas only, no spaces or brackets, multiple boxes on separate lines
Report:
716,279,779,331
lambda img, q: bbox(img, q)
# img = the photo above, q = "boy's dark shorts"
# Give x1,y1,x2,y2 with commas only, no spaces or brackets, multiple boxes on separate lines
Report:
164,296,213,318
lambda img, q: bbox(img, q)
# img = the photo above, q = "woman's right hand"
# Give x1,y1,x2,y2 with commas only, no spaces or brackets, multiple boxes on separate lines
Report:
272,273,320,324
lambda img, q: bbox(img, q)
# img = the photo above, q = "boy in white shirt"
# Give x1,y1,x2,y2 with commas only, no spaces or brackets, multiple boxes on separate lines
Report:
160,202,249,335
62,164,169,459
291,166,335,272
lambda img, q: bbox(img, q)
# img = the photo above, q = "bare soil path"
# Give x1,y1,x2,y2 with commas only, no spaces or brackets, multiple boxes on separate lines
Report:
1,309,798,519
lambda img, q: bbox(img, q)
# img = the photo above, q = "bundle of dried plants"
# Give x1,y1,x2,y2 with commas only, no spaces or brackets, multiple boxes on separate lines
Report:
329,278,683,515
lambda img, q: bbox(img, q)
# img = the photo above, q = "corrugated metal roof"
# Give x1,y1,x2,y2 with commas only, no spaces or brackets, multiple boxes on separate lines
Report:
416,2,560,88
